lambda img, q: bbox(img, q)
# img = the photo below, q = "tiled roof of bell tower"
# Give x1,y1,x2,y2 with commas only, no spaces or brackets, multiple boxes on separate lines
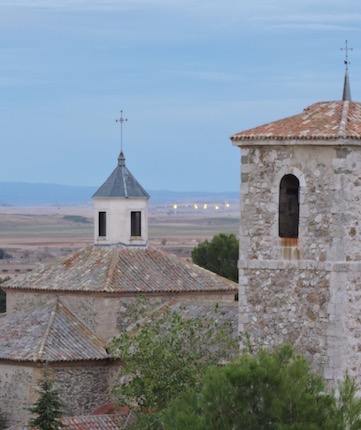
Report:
230,100,361,143
231,44,359,143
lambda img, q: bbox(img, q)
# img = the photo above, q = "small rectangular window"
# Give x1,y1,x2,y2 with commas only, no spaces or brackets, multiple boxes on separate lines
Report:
131,211,141,237
99,211,106,237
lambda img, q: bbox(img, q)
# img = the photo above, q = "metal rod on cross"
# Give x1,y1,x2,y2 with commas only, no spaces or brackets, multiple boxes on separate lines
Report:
341,40,353,70
116,110,128,153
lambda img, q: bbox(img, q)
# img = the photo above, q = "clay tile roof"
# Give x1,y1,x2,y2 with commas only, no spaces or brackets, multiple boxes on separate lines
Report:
5,414,128,430
3,246,237,294
60,414,128,430
0,299,109,362
230,100,361,143
93,151,149,199
91,403,129,416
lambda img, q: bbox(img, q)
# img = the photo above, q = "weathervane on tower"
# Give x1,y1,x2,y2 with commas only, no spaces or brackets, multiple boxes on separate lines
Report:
341,40,353,70
116,110,128,153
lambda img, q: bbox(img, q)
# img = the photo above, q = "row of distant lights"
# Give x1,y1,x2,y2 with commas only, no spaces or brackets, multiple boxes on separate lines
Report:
172,203,231,211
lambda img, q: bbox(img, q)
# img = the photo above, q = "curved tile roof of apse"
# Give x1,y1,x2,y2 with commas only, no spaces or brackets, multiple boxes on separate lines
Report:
0,299,108,362
230,101,361,143
93,151,149,199
3,246,238,294
6,414,128,430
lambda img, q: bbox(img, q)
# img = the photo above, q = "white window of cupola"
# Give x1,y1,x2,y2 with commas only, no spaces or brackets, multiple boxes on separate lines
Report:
131,211,141,237
98,211,107,237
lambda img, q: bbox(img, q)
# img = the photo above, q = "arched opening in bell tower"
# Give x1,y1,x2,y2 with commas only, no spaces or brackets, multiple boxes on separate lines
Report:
279,174,300,238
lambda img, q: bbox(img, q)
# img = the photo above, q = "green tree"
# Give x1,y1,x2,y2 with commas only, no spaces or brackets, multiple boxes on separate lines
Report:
161,344,343,430
28,370,64,430
109,302,238,430
0,249,11,260
191,233,238,282
0,409,7,430
335,372,361,430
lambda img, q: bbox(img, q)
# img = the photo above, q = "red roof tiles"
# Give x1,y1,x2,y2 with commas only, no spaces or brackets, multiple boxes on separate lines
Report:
0,299,108,362
3,246,237,294
6,414,128,430
60,414,128,430
231,100,361,142
91,403,129,415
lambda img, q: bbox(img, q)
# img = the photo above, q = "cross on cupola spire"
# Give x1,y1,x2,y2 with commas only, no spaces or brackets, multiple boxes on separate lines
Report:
116,110,128,153
340,40,353,101
341,40,353,70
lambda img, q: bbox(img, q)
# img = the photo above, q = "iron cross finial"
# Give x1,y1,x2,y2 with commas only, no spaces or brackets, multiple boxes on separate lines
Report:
341,40,353,70
116,110,128,152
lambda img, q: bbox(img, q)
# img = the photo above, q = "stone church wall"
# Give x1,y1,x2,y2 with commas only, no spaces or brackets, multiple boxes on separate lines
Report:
0,361,119,426
53,362,119,417
6,290,235,343
0,363,33,426
6,290,98,331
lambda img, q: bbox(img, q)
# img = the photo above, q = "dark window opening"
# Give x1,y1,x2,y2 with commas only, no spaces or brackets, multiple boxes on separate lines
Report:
279,174,300,238
99,211,107,237
131,211,141,237
0,289,6,313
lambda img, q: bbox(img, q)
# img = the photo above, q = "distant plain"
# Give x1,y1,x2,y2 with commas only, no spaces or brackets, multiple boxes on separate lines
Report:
0,203,239,276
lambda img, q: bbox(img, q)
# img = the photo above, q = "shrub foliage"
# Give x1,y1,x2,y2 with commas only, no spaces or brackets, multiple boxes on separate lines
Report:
191,233,238,282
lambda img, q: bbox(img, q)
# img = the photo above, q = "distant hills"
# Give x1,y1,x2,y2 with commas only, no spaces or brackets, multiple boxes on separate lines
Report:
0,182,239,206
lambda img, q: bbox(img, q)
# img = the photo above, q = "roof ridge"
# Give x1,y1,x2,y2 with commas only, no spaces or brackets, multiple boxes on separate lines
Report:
0,298,109,363
342,68,352,101
104,248,119,292
338,100,350,138
54,300,109,357
4,245,237,294
122,165,128,198
37,299,59,361
125,299,178,336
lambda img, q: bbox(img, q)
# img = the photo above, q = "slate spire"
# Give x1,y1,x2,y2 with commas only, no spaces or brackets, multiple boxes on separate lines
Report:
118,150,126,167
341,40,352,101
342,68,352,101
93,151,149,199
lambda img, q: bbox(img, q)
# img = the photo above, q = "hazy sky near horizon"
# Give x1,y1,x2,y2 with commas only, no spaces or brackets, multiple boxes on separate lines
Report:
1,1,360,192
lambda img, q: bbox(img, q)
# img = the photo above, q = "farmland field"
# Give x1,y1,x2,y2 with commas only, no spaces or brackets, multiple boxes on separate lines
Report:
0,204,239,276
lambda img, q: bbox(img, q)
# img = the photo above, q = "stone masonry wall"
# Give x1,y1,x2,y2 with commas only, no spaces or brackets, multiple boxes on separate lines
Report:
0,363,33,426
0,362,119,426
54,362,119,416
6,290,142,341
325,265,361,384
239,265,331,371
238,142,361,386
6,290,98,331
6,290,235,343
240,144,361,263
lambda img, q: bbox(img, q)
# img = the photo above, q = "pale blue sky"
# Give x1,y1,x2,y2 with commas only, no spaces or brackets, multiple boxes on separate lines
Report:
0,0,360,192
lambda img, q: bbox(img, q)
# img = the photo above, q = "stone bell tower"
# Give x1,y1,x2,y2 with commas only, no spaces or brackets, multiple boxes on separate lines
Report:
231,63,361,385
